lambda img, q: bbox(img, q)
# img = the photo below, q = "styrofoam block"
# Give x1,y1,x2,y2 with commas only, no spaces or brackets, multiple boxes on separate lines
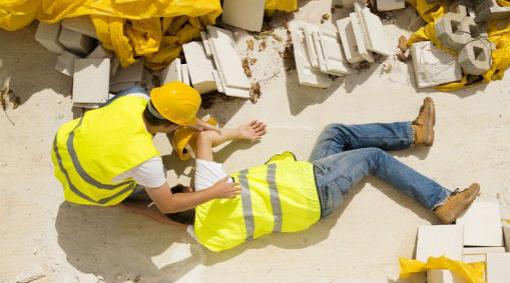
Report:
59,28,96,56
61,16,97,39
349,12,374,63
289,22,332,88
336,17,364,64
416,225,465,283
359,7,392,56
55,51,80,77
181,64,190,85
73,59,110,105
304,25,320,69
110,60,144,86
486,253,510,283
457,201,503,247
317,29,350,75
161,58,181,84
377,0,405,11
183,41,216,93
222,0,265,32
200,31,213,57
206,26,251,89
410,41,462,88
35,22,66,54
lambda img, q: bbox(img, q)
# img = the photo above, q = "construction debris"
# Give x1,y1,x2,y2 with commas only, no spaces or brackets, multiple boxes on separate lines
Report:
161,58,182,85
61,16,97,39
458,39,492,75
58,27,96,57
376,0,405,11
246,39,255,51
55,51,80,77
35,22,66,54
457,200,504,247
474,0,510,22
73,58,111,108
182,41,217,94
320,14,331,24
486,253,510,283
222,0,265,32
109,60,144,93
16,264,45,283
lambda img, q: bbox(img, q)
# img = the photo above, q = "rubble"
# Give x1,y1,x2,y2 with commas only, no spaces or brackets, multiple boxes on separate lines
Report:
458,39,492,75
73,58,110,108
473,0,510,22
55,51,80,77
16,264,45,283
61,16,97,39
182,41,217,94
410,41,462,88
376,0,405,11
337,17,365,64
161,58,182,84
109,61,144,93
222,0,265,32
435,6,479,51
181,64,191,85
58,28,96,56
87,45,120,76
35,22,66,54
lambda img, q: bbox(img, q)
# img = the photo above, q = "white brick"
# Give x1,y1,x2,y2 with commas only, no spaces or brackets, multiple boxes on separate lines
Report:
349,12,374,63
161,58,182,84
290,22,332,88
457,201,504,247
59,28,96,56
463,247,506,265
55,51,79,77
62,16,97,39
304,25,320,69
316,29,350,75
183,41,217,94
416,225,464,283
86,45,119,76
497,190,510,219
35,22,66,54
410,41,462,88
181,64,190,85
207,26,250,89
200,32,213,57
376,0,405,11
358,7,392,56
336,17,364,64
222,0,265,32
110,60,144,87
73,59,110,105
486,253,510,283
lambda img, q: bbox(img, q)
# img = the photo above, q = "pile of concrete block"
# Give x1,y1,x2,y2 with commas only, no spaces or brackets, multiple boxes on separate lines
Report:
415,200,510,283
290,3,392,88
34,18,134,109
472,0,510,22
376,0,406,11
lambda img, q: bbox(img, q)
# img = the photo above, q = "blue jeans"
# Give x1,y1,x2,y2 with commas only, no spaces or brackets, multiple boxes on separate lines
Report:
310,122,450,218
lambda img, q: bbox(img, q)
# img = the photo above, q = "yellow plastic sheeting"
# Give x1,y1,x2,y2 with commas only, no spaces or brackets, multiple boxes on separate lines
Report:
408,0,510,91
399,256,486,283
497,0,510,6
265,0,298,13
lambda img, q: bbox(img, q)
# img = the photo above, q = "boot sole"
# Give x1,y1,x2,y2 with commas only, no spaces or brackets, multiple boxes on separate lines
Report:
423,98,435,146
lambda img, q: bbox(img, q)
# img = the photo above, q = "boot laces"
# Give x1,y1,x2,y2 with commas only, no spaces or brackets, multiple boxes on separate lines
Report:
450,188,461,196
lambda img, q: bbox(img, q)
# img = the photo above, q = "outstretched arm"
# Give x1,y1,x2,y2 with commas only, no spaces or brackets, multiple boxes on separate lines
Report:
195,120,267,161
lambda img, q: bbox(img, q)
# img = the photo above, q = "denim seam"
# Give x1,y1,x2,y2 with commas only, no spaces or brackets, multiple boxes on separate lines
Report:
406,122,415,145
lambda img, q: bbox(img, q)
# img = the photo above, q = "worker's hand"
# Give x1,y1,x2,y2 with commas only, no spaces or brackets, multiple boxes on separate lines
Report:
210,177,240,199
236,120,267,142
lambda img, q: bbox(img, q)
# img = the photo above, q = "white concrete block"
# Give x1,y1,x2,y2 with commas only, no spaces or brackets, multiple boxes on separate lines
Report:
377,0,405,11
503,222,510,252
336,17,364,64
359,7,392,56
463,247,506,264
289,22,332,88
181,64,190,85
349,12,374,63
200,32,213,57
183,41,217,94
486,253,510,283
73,58,110,105
86,45,119,76
161,58,182,84
316,29,350,75
457,201,504,247
55,51,80,77
212,70,225,93
34,22,66,54
222,0,265,32
110,60,144,92
416,225,465,283
497,190,510,219
206,26,251,89
62,16,97,39
410,41,462,88
59,28,96,56
304,25,320,69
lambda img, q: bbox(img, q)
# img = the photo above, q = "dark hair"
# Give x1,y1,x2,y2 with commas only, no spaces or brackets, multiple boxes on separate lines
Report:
166,184,196,225
143,106,175,127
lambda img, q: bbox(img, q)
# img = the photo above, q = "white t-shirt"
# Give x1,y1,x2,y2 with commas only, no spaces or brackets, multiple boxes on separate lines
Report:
194,159,231,191
110,92,167,188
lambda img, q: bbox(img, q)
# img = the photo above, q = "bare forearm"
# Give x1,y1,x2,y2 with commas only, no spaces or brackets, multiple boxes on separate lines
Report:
157,189,217,213
195,129,239,161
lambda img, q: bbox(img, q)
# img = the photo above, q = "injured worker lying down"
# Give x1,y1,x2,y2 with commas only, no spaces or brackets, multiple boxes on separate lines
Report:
125,98,480,252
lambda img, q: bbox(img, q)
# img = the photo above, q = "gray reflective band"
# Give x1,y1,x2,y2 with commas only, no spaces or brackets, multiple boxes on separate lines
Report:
66,119,134,190
148,100,167,120
53,137,136,205
267,163,282,232
238,169,255,241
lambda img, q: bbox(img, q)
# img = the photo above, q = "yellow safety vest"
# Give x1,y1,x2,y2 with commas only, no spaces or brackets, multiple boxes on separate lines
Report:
194,152,321,252
51,95,159,206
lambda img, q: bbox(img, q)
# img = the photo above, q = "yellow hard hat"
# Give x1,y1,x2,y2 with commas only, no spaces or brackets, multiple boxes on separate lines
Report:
149,82,201,126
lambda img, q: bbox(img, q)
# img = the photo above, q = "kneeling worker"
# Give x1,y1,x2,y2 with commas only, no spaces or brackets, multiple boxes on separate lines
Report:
174,98,480,251
51,82,239,213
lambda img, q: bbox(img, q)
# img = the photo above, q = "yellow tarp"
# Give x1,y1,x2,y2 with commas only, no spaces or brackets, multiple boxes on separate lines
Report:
407,0,510,91
0,0,298,70
399,256,486,283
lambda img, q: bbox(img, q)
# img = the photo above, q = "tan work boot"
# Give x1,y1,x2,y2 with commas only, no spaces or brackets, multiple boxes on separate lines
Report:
434,183,481,224
412,97,435,146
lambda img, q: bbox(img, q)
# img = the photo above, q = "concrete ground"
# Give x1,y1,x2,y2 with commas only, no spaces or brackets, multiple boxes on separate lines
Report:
1,1,509,282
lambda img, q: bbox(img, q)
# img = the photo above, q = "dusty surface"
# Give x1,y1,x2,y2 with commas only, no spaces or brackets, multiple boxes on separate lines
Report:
1,1,510,282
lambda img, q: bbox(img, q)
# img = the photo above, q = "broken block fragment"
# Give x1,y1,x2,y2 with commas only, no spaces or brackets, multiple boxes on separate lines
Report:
61,16,97,39
73,58,110,108
358,7,392,56
109,60,144,92
35,22,66,54
435,12,479,51
349,12,374,62
410,41,462,88
87,45,119,76
336,17,364,64
221,0,265,32
458,39,492,75
55,51,80,77
161,58,182,85
457,201,504,247
59,28,96,56
183,41,217,94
